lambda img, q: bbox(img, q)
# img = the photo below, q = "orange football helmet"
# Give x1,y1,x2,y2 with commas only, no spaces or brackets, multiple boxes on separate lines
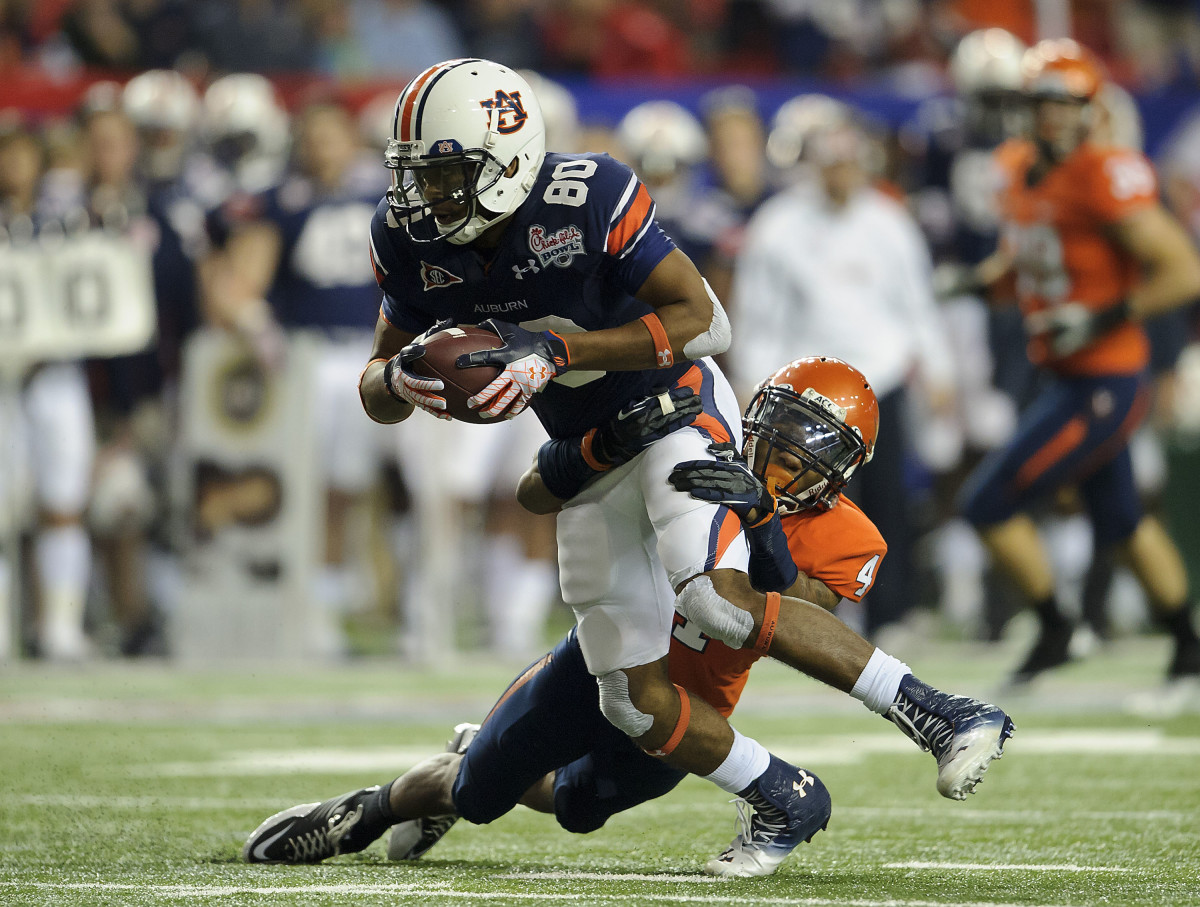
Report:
1020,38,1106,102
743,356,880,512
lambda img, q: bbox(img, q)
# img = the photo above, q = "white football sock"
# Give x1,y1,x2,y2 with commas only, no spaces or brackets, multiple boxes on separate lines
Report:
705,729,772,794
850,647,912,714
36,525,91,658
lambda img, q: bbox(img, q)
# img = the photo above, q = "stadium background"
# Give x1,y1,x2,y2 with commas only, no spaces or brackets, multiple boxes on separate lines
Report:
1,0,1200,668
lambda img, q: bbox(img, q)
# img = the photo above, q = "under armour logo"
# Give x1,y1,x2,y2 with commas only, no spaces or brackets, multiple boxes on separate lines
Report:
512,259,541,280
657,350,672,367
526,363,550,382
793,770,816,797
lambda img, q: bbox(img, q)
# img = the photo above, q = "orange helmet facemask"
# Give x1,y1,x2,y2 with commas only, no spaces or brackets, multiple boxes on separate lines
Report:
743,357,880,512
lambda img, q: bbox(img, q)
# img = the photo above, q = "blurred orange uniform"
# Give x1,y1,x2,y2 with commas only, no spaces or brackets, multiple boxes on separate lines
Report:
994,138,1159,376
667,495,887,717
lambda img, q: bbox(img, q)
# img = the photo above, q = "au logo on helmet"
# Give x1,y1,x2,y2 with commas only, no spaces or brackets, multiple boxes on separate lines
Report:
480,90,528,135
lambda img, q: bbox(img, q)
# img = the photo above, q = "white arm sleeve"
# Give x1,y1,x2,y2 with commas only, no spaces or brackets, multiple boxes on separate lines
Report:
682,278,732,360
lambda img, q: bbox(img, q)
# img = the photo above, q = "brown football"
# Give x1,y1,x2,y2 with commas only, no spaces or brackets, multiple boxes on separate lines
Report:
408,324,507,423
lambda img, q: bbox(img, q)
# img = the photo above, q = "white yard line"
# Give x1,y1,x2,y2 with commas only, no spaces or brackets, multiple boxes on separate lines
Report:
130,728,1200,778
0,881,1073,906
885,861,1129,873
11,794,1194,827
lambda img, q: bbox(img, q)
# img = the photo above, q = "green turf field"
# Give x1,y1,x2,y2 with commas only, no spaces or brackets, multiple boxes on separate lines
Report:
2,629,1199,906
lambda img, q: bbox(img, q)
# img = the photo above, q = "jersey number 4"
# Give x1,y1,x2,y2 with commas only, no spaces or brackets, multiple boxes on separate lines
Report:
854,554,880,598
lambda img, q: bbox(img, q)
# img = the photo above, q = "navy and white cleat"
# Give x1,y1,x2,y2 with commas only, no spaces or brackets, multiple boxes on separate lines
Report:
243,786,379,863
886,674,1015,800
704,755,831,878
387,722,480,861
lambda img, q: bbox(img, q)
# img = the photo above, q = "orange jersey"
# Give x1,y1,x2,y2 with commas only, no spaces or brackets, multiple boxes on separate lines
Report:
667,495,887,717
994,139,1157,376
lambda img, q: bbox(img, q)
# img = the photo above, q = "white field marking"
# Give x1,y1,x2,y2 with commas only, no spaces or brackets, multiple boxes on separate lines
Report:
885,861,1130,873
140,746,439,777
135,728,1200,777
0,882,1071,906
9,795,1195,828
498,871,719,883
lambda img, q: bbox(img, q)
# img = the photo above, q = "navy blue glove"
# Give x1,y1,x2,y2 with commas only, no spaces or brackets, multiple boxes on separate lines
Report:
669,444,775,526
537,388,702,500
456,318,572,419
669,444,797,591
589,387,702,466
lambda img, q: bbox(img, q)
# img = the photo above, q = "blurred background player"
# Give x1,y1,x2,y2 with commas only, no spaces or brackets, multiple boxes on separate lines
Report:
199,73,290,205
0,118,97,660
684,87,773,323
73,99,199,657
956,39,1200,687
205,99,391,655
728,116,956,641
906,28,1033,640
614,99,709,263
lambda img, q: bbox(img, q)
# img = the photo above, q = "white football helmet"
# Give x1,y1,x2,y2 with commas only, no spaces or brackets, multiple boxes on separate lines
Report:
123,69,199,132
386,58,546,245
950,28,1028,96
766,94,851,170
615,100,707,183
203,73,290,162
519,70,579,153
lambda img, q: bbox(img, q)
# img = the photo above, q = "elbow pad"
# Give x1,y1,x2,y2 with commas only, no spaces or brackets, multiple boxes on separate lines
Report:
682,279,732,359
746,516,799,593
537,438,600,501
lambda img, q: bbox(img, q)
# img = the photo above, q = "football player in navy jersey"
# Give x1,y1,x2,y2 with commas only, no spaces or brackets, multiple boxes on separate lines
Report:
245,58,1009,877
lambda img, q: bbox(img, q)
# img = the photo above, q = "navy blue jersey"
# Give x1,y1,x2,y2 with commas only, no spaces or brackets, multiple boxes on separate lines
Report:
371,152,694,438
223,161,387,330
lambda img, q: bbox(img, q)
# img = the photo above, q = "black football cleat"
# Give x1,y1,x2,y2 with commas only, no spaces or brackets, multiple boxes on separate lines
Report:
243,787,380,864
1167,633,1200,681
1010,619,1074,685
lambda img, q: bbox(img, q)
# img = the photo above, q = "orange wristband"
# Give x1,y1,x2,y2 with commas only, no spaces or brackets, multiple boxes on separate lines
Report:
644,685,691,758
359,358,393,424
580,428,612,472
639,312,674,369
754,591,781,655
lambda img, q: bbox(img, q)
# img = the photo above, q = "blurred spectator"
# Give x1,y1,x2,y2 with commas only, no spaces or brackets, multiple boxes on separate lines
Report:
345,0,466,77
1113,0,1200,89
729,118,956,638
540,0,692,76
60,0,140,67
458,0,542,71
193,0,313,73
690,87,773,317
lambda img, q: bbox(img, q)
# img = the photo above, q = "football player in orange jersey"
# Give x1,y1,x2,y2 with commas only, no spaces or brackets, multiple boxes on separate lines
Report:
954,39,1200,685
244,357,1013,877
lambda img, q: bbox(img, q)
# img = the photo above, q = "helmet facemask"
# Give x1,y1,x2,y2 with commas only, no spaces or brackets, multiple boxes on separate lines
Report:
385,139,509,244
743,386,867,513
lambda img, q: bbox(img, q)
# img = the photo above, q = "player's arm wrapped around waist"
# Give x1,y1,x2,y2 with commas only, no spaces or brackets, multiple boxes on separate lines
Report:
667,449,799,592
536,387,703,500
